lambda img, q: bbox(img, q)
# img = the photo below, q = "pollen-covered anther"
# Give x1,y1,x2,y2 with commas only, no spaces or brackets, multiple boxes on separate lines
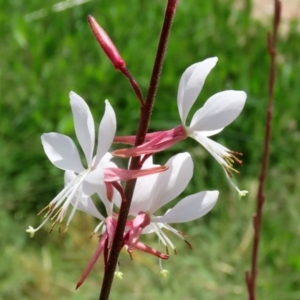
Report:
58,227,64,237
89,232,96,239
229,150,243,165
127,249,133,260
230,150,243,156
223,155,240,169
223,163,239,178
38,204,54,217
63,225,69,234
48,221,57,233
177,230,187,237
184,239,193,250
52,208,64,223
165,246,169,255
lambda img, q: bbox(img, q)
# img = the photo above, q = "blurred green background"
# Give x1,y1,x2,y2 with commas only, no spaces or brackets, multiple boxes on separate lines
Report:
1,0,299,299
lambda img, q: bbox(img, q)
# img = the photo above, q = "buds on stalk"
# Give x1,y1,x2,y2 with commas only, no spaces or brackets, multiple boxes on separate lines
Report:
88,15,125,70
88,15,144,106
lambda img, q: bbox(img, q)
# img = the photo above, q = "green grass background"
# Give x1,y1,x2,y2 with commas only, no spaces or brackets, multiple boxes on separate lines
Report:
1,0,300,299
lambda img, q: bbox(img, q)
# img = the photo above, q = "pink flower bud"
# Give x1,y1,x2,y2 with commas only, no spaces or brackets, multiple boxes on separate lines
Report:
88,15,125,70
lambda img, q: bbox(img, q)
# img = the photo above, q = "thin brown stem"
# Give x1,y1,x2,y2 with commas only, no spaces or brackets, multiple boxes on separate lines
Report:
98,1,178,299
245,1,281,299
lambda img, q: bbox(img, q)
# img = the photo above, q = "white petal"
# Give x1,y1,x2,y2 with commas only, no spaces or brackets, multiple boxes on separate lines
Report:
95,183,114,217
129,168,160,215
41,133,85,173
148,152,193,213
128,157,158,215
177,57,218,125
153,191,219,223
141,155,153,167
64,170,76,185
195,128,224,137
82,168,105,195
93,152,116,170
76,196,105,220
99,152,114,165
70,91,95,166
93,100,116,167
189,90,246,132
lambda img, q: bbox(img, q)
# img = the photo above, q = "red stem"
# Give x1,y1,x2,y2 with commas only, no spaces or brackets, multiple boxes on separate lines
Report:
245,1,281,299
98,1,178,299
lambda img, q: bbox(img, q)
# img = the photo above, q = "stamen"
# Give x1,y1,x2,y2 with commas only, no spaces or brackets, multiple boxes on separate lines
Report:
92,221,104,236
165,246,169,255
63,225,69,234
152,223,176,250
177,230,187,237
162,223,186,241
127,248,133,260
229,150,243,156
152,225,167,247
184,240,193,250
49,221,57,233
231,155,243,165
51,207,64,221
224,170,248,198
223,165,233,178
38,204,54,217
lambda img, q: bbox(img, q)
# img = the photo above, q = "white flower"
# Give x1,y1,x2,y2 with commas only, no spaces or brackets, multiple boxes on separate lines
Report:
26,91,116,236
177,57,248,197
127,153,219,253
113,58,248,197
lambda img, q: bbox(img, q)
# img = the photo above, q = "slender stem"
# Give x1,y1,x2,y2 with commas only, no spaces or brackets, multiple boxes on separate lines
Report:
98,1,178,299
245,1,281,299
120,66,145,106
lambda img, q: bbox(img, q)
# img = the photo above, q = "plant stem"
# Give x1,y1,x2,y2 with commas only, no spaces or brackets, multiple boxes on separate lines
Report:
245,1,281,299
98,1,178,299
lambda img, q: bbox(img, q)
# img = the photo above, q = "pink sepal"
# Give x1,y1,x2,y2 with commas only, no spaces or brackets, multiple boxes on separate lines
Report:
76,217,116,289
132,241,169,260
126,212,150,249
113,125,187,157
76,234,108,289
104,165,168,182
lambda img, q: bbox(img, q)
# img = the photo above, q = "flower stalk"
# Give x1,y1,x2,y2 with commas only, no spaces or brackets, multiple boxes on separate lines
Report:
245,1,281,299
98,1,178,299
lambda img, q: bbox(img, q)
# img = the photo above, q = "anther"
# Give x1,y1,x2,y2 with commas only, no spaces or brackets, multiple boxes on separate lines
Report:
184,240,193,250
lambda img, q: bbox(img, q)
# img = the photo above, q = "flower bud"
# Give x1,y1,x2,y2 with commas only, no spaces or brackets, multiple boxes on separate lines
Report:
88,15,125,70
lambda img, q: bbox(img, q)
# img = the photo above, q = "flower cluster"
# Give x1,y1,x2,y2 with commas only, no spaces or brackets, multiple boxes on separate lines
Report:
27,57,247,287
